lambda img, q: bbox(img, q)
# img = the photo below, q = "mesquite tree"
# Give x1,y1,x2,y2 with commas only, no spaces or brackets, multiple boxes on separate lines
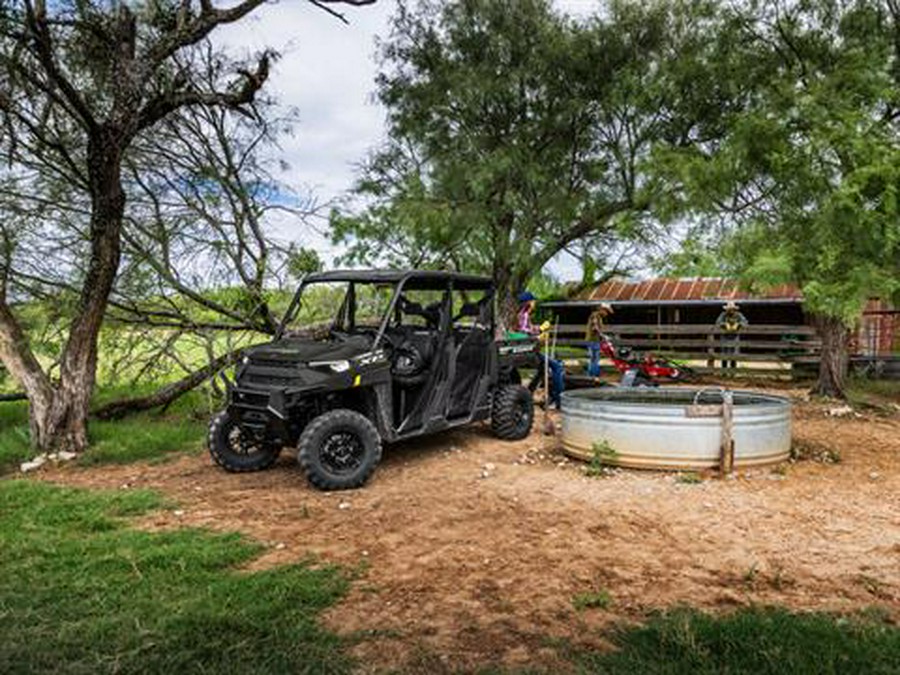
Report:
332,0,738,324
658,0,900,397
0,0,366,453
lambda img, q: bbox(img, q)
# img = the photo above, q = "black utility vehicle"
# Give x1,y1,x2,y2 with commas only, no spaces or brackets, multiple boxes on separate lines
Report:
209,270,537,490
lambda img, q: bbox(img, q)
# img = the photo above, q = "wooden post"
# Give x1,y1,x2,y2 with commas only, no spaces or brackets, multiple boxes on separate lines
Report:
720,390,735,475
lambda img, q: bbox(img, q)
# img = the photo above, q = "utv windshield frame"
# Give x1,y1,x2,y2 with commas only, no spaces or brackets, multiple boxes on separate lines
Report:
277,270,494,348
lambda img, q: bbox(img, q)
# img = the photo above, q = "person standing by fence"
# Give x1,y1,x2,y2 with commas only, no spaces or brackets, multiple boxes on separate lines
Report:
585,302,613,377
716,301,748,371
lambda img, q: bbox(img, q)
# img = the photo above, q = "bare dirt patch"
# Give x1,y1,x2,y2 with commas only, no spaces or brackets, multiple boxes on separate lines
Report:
38,389,900,672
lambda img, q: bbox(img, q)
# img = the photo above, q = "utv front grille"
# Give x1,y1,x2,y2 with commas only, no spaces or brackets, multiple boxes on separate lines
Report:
247,357,298,369
243,373,302,387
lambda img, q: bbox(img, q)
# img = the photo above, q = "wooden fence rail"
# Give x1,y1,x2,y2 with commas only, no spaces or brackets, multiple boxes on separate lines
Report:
551,322,822,374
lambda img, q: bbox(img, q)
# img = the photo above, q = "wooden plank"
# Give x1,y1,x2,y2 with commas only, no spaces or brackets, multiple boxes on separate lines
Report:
553,346,820,363
553,323,818,336
720,391,735,475
555,337,820,350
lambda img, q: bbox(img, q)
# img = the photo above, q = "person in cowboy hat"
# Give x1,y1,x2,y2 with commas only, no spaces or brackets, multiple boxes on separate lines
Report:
516,290,565,409
585,302,613,377
715,300,748,371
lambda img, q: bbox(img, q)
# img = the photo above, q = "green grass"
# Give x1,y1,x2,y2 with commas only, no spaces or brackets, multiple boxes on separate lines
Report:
846,376,900,410
0,389,212,474
0,401,33,473
585,440,619,477
0,480,350,674
567,607,900,674
674,471,703,485
573,589,613,612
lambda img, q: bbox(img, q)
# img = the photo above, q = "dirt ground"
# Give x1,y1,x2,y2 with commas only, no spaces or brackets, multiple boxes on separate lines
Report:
39,386,900,672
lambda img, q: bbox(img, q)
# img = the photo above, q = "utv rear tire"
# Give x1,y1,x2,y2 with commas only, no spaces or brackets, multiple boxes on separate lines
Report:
491,385,534,440
208,411,281,472
297,409,382,491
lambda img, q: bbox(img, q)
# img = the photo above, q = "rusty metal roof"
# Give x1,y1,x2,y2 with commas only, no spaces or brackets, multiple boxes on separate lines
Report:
581,278,802,303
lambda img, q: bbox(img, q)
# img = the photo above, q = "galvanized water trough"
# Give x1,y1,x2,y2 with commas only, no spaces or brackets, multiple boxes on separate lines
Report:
561,387,791,470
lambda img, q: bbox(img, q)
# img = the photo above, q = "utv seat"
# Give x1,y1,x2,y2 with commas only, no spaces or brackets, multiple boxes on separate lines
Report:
386,326,436,387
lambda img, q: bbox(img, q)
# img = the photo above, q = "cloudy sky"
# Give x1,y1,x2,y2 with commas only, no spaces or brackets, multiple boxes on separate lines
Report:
216,0,599,279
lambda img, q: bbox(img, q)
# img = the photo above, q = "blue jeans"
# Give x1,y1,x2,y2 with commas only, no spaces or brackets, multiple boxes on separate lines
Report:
538,354,565,408
587,343,601,377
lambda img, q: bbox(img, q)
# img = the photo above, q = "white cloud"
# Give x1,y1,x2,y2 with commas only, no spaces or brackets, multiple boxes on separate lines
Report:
213,0,593,279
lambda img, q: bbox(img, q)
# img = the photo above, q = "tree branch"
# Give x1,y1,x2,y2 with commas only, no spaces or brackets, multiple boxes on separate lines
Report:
91,346,243,420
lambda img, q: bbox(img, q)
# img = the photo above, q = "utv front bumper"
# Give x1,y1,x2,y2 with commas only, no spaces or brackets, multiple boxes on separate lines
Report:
228,386,290,442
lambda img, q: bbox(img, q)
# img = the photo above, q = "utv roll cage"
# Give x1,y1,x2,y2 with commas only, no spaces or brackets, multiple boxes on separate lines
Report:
277,269,496,345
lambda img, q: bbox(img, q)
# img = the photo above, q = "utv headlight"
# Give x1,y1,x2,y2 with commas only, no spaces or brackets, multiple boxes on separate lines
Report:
308,359,351,373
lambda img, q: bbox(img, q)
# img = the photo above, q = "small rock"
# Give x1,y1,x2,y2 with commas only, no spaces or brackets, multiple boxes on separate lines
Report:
275,542,286,550
338,501,351,510
869,471,880,480
56,451,77,462
703,502,714,509
827,405,854,417
173,509,185,517
483,462,496,472
20,455,47,473
480,470,490,479
362,550,369,556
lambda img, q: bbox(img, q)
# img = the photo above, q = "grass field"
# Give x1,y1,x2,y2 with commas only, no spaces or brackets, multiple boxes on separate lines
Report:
4,479,898,674
567,607,900,674
0,388,212,475
0,480,351,674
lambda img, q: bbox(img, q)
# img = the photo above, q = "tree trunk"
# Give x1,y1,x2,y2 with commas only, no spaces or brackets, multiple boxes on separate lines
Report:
493,264,518,334
29,128,127,453
812,314,850,398
27,383,91,454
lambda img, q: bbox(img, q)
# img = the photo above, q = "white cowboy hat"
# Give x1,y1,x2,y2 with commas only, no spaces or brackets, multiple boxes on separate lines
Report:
599,302,613,313
723,300,739,310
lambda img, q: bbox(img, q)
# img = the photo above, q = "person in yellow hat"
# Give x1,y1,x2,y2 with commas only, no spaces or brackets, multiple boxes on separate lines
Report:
585,302,613,377
715,300,748,370
516,291,564,408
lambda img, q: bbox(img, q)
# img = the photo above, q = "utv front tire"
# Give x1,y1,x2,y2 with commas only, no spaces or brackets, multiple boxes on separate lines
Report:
208,411,281,472
297,409,382,491
491,385,534,440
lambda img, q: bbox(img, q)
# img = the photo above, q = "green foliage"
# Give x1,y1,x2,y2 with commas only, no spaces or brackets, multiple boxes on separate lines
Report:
287,245,324,279
569,607,900,674
585,439,619,477
0,481,350,674
659,1,900,326
572,588,613,611
675,471,703,485
333,0,730,313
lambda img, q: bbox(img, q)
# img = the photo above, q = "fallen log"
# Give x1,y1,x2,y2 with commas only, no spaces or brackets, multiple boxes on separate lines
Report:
92,348,243,420
0,392,27,402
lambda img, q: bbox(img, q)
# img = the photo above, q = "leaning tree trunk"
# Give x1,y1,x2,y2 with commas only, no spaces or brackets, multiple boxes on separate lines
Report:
28,129,127,454
812,314,850,399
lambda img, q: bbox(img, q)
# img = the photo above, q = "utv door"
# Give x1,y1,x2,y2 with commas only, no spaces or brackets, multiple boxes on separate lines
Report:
448,297,493,419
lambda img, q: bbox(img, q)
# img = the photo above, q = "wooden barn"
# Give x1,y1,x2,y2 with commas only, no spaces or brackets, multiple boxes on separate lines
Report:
542,278,898,377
